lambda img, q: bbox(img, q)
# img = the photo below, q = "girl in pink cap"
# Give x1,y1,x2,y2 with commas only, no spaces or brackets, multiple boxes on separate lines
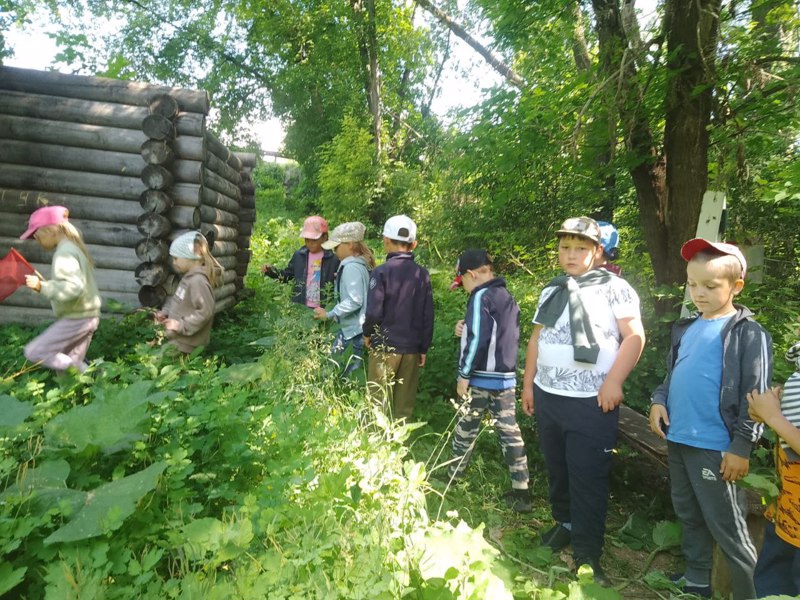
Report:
261,215,340,308
19,205,101,373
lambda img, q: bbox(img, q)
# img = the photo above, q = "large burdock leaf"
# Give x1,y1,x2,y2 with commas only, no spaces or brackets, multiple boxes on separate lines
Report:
44,383,153,453
44,461,167,545
0,395,33,428
0,459,84,515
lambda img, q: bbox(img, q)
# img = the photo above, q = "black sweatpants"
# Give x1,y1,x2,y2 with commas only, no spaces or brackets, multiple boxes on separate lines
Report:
535,384,618,561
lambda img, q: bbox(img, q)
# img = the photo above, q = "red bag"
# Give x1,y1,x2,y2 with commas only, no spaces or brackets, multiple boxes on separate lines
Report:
0,248,36,302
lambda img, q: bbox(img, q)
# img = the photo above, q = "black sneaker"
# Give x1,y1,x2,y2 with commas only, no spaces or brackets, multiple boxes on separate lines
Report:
668,574,712,598
502,489,532,513
540,523,571,551
574,556,611,587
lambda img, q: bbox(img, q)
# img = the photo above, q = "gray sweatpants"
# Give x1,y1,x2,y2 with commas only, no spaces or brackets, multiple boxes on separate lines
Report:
448,387,530,490
668,441,757,600
24,317,99,372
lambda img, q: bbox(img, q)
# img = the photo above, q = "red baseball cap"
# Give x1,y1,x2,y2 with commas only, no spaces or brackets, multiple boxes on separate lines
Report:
680,238,747,278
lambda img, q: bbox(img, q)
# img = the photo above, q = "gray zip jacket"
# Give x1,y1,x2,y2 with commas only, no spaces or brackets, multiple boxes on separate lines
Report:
329,256,370,340
651,304,772,458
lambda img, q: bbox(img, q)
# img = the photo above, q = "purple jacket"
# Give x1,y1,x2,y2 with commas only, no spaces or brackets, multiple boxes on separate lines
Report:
362,252,434,354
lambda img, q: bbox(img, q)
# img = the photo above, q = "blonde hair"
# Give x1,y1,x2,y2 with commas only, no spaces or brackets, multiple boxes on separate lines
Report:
349,241,376,269
192,233,224,288
690,250,744,282
53,221,95,267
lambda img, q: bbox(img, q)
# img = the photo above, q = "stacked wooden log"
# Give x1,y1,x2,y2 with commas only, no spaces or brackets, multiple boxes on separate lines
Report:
0,66,256,324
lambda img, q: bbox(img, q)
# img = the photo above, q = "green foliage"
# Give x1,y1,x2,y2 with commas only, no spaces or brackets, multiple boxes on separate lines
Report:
317,115,379,224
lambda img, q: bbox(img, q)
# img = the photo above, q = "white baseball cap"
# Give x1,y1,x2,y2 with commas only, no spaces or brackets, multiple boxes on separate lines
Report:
383,214,416,243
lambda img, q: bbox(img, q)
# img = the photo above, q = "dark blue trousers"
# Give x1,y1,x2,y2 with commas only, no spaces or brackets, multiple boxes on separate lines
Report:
535,384,618,560
755,520,800,597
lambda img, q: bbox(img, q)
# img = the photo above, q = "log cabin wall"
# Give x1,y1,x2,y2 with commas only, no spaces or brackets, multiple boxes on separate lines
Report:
0,66,255,325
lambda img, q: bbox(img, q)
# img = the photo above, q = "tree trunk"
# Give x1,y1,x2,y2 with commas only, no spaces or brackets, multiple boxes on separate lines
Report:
662,0,722,284
591,0,671,288
201,223,238,242
171,135,206,161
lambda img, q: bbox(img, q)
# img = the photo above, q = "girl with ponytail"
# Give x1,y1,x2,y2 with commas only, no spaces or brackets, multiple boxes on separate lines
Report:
156,231,222,353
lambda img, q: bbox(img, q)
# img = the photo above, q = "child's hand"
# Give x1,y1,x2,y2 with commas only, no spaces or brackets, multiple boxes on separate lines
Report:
521,387,535,416
363,336,371,349
720,453,749,482
261,264,274,276
649,404,670,439
456,377,469,399
454,319,464,337
747,387,783,425
154,311,167,324
163,318,180,332
25,274,42,292
419,353,427,367
313,307,328,320
597,379,623,412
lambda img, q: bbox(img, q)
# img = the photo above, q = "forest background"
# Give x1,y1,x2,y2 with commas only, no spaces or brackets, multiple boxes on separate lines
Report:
0,0,799,598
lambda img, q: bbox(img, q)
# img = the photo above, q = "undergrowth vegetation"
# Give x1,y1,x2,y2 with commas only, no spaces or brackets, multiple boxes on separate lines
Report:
0,174,796,599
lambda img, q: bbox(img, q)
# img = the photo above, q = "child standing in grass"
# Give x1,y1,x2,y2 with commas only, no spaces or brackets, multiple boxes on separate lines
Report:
313,222,374,379
649,238,772,600
363,215,434,420
261,215,339,308
20,205,101,373
443,249,531,513
156,231,223,354
521,216,645,586
747,340,800,598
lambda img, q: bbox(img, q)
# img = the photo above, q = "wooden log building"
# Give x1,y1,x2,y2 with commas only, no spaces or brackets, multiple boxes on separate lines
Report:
0,66,257,324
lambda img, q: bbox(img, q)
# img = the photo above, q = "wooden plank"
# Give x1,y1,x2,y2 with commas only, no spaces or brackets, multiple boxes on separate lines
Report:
0,163,146,201
0,237,138,271
2,139,145,177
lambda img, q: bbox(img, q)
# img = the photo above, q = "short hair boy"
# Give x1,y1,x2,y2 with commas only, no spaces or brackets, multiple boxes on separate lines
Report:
261,215,339,307
748,341,800,598
363,215,434,419
521,216,645,586
442,249,531,512
649,238,773,600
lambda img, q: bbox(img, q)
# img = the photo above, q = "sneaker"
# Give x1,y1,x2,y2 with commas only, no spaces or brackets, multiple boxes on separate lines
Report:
668,574,712,598
540,523,571,551
574,556,611,587
502,489,532,513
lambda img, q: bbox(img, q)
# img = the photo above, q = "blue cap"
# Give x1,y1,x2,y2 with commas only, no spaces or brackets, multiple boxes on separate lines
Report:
597,221,619,260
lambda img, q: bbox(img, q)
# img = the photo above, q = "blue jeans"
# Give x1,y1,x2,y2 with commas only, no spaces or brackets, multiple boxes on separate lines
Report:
331,331,364,379
754,520,800,597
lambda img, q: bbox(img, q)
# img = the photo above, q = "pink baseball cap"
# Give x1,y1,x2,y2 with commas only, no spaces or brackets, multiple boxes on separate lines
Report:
20,205,70,239
681,238,747,278
299,216,328,240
